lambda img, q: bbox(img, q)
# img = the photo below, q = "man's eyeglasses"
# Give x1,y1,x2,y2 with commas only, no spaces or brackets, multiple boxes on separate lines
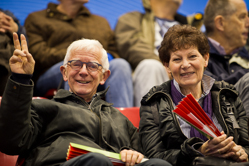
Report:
67,60,103,72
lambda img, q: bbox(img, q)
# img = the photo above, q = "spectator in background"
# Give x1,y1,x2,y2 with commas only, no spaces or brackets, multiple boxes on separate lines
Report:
238,12,249,116
115,0,203,106
203,0,249,116
24,0,133,107
203,0,249,84
0,9,26,96
245,11,249,54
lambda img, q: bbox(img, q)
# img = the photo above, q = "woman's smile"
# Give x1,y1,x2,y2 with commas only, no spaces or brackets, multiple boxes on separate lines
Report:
180,71,195,77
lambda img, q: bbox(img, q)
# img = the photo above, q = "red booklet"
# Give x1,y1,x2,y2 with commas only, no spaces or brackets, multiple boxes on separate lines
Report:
173,94,221,139
66,143,148,166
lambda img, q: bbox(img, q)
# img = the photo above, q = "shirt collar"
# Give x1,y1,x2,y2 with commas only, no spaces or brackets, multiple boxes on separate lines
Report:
155,17,179,37
208,37,241,55
208,37,226,55
173,74,215,99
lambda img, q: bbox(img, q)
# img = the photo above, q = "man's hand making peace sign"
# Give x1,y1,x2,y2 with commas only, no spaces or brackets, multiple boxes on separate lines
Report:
9,32,35,75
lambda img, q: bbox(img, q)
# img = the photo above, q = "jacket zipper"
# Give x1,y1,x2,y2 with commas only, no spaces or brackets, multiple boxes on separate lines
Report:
75,95,103,147
88,95,103,147
88,95,116,152
216,88,238,136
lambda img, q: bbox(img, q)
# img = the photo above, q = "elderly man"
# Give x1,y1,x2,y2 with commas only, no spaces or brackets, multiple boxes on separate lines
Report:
0,33,171,166
115,0,203,106
203,0,249,116
203,0,249,84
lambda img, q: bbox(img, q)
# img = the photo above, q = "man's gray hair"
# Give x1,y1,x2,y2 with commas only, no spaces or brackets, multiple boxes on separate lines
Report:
63,38,109,72
204,0,237,36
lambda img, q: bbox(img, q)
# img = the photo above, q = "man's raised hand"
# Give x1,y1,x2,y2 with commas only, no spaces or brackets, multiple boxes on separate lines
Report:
9,32,35,74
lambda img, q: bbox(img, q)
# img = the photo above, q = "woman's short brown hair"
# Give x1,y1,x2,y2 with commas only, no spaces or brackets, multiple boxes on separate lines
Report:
159,24,210,64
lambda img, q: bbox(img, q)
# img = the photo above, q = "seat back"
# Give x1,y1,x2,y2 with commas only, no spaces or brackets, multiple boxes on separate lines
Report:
117,107,140,128
0,151,18,166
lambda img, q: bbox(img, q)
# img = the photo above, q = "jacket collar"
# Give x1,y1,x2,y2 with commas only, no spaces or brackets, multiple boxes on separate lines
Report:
52,87,113,106
141,80,172,105
208,39,249,59
238,47,249,59
209,39,224,56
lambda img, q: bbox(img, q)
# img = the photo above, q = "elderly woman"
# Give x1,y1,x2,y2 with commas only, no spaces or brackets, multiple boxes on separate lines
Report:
139,24,249,166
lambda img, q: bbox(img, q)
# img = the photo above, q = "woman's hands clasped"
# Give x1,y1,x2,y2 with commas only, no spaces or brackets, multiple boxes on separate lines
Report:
9,32,35,75
199,131,248,162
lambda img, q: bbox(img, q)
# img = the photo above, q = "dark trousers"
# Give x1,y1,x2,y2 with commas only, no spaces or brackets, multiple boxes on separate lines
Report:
61,153,172,166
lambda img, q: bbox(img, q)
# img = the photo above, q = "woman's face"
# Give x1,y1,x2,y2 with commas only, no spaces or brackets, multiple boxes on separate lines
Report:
165,46,209,90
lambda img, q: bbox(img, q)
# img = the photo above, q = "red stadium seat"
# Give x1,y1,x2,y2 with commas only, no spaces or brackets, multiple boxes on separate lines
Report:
32,97,47,99
0,151,18,166
116,107,140,128
43,88,57,99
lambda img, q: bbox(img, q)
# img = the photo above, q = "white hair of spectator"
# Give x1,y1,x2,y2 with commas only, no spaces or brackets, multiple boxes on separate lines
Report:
63,38,109,73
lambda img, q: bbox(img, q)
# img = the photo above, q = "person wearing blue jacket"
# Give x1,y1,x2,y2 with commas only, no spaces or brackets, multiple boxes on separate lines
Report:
203,0,249,116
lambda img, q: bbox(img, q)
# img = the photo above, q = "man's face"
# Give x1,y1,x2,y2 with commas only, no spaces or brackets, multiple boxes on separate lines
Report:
223,0,249,48
61,48,110,102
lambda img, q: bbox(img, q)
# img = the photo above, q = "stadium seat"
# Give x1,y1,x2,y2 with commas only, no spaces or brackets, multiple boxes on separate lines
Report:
116,107,140,128
44,88,57,99
0,151,18,166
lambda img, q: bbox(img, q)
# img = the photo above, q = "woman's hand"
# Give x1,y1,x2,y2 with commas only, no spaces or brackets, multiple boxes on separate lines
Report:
229,144,248,162
198,132,236,159
120,149,144,166
9,32,35,74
